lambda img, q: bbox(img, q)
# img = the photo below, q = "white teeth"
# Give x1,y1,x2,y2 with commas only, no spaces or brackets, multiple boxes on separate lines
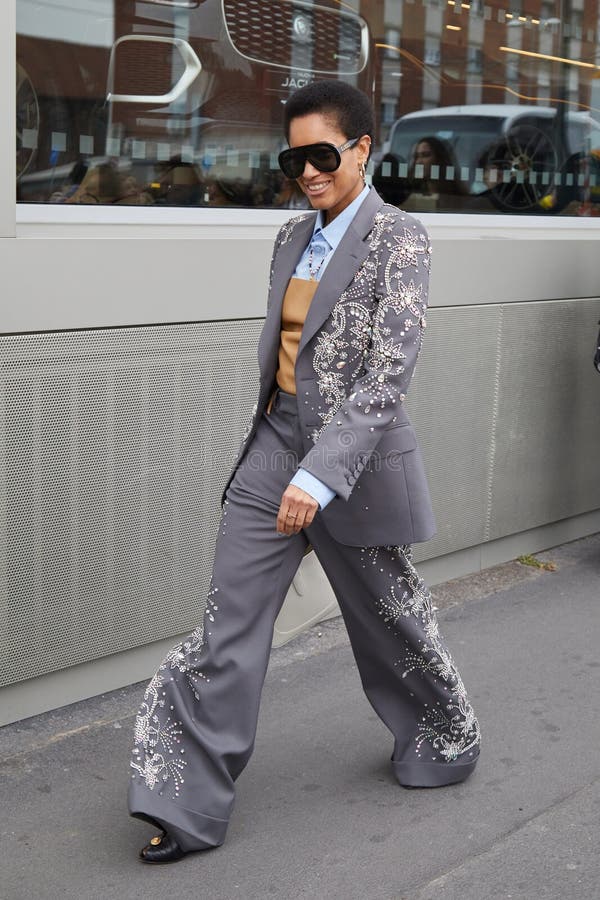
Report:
306,182,329,191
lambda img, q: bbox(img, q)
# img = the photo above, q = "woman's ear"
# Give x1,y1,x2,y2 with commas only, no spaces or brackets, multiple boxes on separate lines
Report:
358,134,372,164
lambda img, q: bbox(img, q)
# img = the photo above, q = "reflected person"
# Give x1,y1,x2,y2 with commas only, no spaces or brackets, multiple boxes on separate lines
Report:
65,162,152,205
407,136,465,207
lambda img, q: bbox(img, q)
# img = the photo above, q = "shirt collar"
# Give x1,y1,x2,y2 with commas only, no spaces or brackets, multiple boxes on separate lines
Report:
311,184,370,251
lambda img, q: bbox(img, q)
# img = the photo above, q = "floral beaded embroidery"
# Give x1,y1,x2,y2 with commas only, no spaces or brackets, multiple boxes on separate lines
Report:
130,673,187,797
309,208,431,443
130,586,221,798
365,545,480,763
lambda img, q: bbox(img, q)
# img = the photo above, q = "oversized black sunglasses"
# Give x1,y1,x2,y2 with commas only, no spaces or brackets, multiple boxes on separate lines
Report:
278,138,360,180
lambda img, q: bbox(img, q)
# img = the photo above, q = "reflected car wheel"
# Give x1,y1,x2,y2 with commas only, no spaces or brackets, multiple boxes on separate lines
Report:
16,62,40,179
482,124,559,213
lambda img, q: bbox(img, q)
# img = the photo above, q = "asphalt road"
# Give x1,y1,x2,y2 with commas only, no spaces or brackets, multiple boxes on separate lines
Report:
1,534,598,900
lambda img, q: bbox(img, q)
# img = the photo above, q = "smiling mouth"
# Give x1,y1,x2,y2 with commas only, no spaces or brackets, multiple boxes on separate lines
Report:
304,181,330,193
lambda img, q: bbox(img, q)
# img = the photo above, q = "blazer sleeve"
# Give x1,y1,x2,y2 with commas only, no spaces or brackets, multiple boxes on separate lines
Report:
298,214,432,501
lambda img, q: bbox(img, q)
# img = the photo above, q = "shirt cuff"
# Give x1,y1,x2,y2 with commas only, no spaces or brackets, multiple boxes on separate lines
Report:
290,468,336,510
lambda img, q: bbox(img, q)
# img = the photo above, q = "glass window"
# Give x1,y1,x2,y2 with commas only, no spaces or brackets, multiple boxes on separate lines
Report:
15,0,600,216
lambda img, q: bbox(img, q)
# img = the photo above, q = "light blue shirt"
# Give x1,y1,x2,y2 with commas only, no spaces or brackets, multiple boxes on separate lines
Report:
293,184,370,282
289,185,371,509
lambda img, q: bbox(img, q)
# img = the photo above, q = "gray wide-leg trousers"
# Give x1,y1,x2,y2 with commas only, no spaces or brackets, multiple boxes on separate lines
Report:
128,389,480,851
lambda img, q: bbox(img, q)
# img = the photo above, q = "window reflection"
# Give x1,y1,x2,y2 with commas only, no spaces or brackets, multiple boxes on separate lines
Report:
15,0,600,216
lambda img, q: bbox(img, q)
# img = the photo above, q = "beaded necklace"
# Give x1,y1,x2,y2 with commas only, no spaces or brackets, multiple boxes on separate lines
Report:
308,242,326,281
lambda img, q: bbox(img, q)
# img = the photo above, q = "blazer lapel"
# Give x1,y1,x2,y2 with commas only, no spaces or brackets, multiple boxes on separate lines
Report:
296,189,385,360
258,213,315,381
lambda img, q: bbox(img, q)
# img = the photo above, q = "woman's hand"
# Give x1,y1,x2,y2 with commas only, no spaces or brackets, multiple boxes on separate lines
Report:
277,485,319,535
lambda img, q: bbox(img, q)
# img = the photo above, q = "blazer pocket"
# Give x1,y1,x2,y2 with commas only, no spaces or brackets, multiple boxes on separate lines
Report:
367,424,417,472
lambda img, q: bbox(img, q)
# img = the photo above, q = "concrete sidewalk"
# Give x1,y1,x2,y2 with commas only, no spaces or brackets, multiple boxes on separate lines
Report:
1,534,599,900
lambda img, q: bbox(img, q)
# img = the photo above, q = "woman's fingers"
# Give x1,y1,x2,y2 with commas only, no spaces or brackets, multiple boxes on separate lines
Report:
277,486,319,534
276,499,295,535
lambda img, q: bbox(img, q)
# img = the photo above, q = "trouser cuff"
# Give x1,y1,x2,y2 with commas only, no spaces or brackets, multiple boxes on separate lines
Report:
392,752,479,788
128,780,229,852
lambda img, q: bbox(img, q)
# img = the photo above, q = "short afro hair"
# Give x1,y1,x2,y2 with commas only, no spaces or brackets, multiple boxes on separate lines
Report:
284,80,374,159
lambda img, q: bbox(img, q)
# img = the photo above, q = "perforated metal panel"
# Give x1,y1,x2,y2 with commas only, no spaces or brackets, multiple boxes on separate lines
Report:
488,299,600,537
0,321,262,687
2,300,600,689
409,297,600,562
407,304,501,561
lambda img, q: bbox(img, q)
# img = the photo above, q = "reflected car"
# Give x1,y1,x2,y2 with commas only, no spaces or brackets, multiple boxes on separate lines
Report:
373,104,600,214
17,0,372,206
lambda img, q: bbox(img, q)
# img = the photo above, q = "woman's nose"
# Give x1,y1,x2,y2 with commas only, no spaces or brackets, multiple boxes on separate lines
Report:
301,161,321,179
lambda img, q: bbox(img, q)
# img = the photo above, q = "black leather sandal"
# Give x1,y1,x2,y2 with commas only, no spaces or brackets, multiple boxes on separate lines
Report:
139,830,187,864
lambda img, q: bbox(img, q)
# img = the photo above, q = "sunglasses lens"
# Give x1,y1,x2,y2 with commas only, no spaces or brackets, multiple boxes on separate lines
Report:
278,144,341,179
278,148,304,179
308,145,340,172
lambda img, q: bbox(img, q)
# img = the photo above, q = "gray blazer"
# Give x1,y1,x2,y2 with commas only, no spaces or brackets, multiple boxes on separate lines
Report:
223,188,436,547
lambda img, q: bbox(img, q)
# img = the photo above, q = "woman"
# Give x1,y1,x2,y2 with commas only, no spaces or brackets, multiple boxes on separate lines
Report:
128,80,481,864
412,136,447,190
409,135,465,201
